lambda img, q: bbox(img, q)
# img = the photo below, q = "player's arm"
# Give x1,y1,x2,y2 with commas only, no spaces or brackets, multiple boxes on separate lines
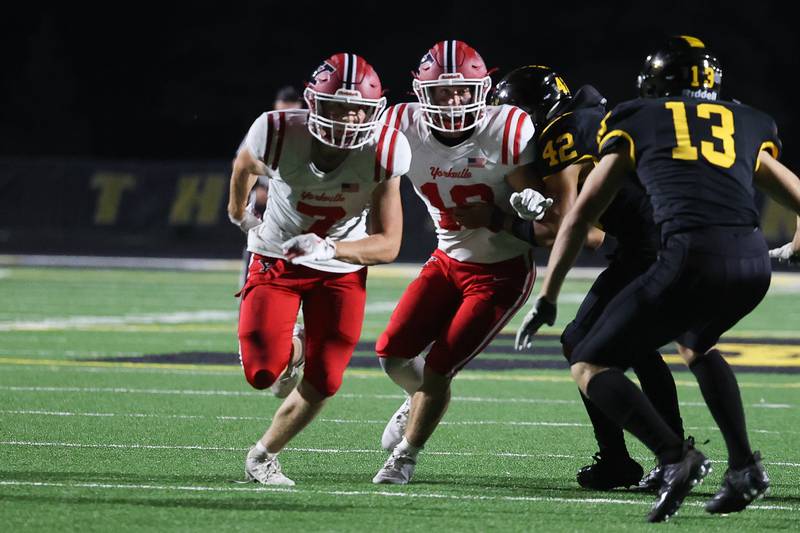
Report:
526,162,605,249
228,148,268,229
540,149,630,303
755,151,800,262
334,176,403,265
754,151,800,215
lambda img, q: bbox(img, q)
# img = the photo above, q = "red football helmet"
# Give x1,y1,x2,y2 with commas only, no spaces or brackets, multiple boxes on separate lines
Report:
304,53,386,149
413,40,492,133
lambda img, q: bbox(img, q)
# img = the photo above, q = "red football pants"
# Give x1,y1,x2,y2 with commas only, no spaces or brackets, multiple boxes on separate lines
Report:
376,249,535,377
238,254,367,397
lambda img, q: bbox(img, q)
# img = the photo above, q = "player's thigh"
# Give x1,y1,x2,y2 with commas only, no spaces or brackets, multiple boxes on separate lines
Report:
562,255,654,355
301,268,368,396
376,259,461,359
571,241,693,369
678,239,771,352
238,281,302,387
427,260,535,377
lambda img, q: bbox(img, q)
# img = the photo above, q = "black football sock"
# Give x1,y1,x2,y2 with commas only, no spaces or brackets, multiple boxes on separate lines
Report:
586,369,683,464
634,351,685,440
689,349,753,469
579,390,629,458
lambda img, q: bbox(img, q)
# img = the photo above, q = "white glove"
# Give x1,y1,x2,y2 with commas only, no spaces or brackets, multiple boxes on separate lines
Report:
769,241,800,265
228,211,263,233
281,233,337,264
510,189,554,221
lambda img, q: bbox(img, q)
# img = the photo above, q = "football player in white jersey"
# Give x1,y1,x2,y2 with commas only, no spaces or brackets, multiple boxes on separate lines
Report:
227,53,411,485
372,40,551,484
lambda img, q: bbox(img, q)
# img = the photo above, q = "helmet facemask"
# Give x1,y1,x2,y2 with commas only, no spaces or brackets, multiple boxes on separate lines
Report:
413,75,492,133
305,87,386,149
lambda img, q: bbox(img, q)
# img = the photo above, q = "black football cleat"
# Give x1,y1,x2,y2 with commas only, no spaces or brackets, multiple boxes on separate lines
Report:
647,446,711,523
705,452,769,514
576,452,644,491
630,464,663,493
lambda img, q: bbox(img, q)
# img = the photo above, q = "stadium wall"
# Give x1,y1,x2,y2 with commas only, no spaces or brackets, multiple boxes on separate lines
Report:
0,157,795,265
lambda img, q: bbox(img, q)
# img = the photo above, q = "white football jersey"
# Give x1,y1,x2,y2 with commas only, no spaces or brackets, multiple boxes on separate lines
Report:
381,103,535,263
239,109,411,273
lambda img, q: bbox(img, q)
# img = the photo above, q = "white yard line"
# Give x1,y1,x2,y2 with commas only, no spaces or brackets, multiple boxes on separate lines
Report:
0,409,791,435
0,385,792,409
0,480,797,513
0,302,397,331
0,311,237,331
1,440,798,468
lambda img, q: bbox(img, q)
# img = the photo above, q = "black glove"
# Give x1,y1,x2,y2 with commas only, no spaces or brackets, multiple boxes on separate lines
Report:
514,297,557,351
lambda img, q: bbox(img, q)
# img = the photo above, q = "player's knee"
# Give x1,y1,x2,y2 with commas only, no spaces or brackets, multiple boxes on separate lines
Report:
246,368,277,390
375,331,402,358
676,343,700,365
302,372,340,399
570,362,593,393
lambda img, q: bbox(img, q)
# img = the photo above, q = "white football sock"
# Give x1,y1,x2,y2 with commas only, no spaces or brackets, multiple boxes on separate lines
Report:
396,437,421,458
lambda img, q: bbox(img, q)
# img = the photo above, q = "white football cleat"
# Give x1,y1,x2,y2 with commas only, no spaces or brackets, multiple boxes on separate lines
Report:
372,448,417,485
381,396,411,451
271,324,305,398
245,447,295,486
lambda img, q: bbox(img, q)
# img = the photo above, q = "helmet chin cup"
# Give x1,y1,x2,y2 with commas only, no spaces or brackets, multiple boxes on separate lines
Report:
413,76,492,133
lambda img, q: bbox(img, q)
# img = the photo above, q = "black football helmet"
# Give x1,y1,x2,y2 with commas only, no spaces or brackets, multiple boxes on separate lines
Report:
490,65,572,131
637,35,722,100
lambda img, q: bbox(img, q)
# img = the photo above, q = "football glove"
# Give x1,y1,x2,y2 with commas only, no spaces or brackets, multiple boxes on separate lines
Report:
510,189,554,221
769,241,800,265
228,210,263,233
281,233,337,264
514,297,557,351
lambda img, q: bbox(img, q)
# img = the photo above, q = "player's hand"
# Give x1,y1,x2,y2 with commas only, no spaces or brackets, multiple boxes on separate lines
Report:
281,233,337,263
769,241,800,265
514,297,557,351
228,211,263,233
510,189,554,221
453,203,493,229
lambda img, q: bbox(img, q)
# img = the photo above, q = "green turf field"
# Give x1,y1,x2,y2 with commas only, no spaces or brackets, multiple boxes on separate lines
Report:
0,265,798,531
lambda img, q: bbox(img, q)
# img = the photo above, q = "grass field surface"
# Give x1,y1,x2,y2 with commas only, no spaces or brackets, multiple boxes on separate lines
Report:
0,265,798,531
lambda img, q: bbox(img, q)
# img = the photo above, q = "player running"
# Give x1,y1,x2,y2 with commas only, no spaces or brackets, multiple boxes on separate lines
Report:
536,36,800,521
228,52,411,486
492,65,686,492
372,40,552,485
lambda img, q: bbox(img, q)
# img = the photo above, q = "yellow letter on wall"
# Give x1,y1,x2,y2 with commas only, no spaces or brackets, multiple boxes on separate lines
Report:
168,175,226,226
91,173,137,225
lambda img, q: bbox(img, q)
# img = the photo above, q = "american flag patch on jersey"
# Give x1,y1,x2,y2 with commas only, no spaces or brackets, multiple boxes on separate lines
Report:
468,156,487,168
341,183,359,192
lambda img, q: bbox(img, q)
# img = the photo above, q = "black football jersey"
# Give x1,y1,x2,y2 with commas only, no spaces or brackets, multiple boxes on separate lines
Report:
534,85,606,177
535,86,658,251
598,96,781,237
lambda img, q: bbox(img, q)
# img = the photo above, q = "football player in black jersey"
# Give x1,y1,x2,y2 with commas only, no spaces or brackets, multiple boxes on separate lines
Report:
537,35,800,522
494,65,685,492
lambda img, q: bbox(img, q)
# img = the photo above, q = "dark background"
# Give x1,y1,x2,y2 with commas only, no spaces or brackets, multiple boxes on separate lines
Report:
0,1,797,261
2,1,796,165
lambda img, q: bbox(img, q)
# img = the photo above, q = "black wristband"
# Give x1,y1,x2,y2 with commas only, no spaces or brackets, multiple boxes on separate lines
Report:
510,216,537,246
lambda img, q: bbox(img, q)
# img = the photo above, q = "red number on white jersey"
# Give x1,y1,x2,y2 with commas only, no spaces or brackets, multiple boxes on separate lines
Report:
419,183,494,230
296,202,346,236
